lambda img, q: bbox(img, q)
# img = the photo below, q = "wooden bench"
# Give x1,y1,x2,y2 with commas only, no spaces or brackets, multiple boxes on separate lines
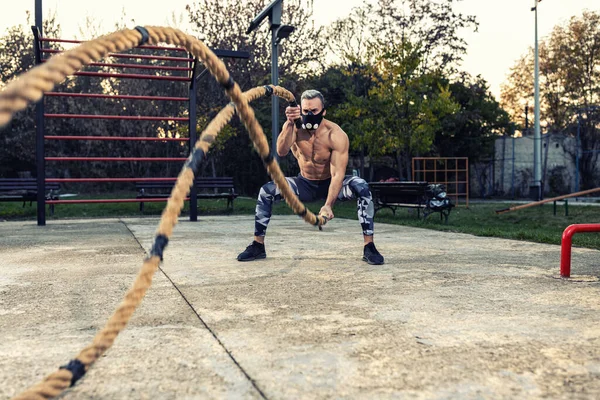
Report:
136,177,238,212
369,181,429,216
0,178,61,214
368,181,453,223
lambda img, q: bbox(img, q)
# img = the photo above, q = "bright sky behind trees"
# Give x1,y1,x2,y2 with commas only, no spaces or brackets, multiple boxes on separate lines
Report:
0,0,598,99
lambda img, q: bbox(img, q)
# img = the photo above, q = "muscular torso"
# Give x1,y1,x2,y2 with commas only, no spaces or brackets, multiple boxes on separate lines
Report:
291,119,336,180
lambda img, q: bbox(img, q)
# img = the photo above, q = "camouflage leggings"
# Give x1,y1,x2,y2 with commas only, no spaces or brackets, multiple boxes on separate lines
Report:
254,174,375,237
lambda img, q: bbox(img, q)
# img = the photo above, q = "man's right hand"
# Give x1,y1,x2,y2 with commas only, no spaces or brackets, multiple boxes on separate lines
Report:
285,105,301,124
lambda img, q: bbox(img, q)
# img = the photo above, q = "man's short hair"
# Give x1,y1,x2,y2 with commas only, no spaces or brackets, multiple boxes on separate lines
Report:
300,90,325,108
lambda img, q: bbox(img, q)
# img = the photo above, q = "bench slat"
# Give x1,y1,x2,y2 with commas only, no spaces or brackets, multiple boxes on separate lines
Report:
135,177,237,213
368,181,452,223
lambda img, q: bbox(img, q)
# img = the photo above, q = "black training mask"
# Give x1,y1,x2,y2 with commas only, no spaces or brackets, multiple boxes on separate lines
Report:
301,108,325,130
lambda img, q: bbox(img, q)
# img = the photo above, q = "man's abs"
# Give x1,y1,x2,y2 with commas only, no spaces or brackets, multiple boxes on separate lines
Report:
292,128,333,180
297,158,331,180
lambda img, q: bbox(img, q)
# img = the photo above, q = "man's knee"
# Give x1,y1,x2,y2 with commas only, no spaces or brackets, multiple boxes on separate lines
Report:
352,178,372,198
258,181,277,200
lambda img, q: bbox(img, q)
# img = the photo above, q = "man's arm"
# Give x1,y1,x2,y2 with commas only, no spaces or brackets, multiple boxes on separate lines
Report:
277,106,300,157
276,121,296,157
321,127,349,219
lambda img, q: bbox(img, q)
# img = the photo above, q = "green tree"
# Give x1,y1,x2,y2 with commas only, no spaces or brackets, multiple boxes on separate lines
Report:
326,0,478,73
322,0,479,179
185,0,328,194
336,40,459,179
436,73,514,162
500,10,600,189
186,0,326,86
0,13,61,177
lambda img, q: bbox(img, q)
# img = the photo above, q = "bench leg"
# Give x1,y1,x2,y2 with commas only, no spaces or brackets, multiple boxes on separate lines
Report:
376,205,395,216
138,190,145,213
443,209,451,224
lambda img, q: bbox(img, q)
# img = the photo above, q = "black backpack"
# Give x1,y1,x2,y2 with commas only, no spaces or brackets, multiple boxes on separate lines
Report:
425,184,454,212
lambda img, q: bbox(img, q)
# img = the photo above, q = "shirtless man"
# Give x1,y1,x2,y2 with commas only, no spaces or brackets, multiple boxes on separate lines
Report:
237,89,384,265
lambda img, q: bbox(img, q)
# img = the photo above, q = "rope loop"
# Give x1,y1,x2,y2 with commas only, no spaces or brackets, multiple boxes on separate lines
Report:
1,27,327,400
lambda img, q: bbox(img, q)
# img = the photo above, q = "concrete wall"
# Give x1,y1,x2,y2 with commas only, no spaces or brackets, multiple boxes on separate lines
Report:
349,133,582,198
492,133,576,197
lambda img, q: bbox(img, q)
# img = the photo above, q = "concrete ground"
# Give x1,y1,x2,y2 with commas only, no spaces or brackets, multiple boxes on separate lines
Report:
1,215,599,400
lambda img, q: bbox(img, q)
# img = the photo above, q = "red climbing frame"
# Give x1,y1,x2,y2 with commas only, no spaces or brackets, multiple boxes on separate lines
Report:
560,224,600,278
412,157,469,207
32,28,249,226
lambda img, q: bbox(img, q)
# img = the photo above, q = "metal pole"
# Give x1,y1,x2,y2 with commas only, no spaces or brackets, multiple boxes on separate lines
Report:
271,32,279,161
576,113,580,193
189,57,198,221
533,0,542,200
35,0,43,34
32,25,46,226
512,136,515,199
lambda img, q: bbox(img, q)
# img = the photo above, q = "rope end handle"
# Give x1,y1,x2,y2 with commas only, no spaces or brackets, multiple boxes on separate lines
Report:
288,99,302,129
317,214,328,231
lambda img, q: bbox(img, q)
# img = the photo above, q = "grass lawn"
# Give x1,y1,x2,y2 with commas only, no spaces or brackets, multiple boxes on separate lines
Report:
1,193,599,250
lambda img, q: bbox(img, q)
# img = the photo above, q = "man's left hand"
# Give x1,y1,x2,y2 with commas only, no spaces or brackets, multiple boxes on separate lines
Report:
319,205,334,220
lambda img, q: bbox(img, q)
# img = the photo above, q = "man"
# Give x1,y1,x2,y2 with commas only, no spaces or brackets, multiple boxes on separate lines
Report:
237,89,384,265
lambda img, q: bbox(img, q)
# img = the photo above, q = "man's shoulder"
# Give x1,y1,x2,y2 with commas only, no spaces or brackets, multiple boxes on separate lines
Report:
322,120,349,151
323,119,347,138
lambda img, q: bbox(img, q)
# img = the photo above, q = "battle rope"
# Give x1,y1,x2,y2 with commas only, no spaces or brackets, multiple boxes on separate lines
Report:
0,26,327,399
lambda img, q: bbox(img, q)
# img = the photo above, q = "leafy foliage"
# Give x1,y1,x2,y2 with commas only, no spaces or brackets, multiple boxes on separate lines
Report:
326,0,478,73
500,10,600,189
0,13,61,177
436,73,515,163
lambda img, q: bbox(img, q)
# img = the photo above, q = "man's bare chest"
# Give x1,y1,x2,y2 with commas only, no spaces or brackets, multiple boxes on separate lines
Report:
294,131,332,165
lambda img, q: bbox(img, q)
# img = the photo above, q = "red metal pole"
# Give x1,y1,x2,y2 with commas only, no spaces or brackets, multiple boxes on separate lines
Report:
72,71,190,82
39,37,187,52
46,178,179,183
45,157,187,162
44,114,188,121
45,136,189,141
46,198,190,204
41,60,192,71
44,92,188,101
560,224,600,278
86,62,192,71
42,49,192,62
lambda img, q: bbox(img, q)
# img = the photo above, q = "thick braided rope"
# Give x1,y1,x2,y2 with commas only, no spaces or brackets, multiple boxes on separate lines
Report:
3,27,326,399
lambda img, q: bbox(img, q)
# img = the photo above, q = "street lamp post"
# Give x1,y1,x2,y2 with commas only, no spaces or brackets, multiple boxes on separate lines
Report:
271,25,295,160
247,0,295,161
531,0,542,200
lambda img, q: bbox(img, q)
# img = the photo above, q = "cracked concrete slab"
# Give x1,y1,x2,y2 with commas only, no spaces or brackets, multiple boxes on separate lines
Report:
1,215,599,399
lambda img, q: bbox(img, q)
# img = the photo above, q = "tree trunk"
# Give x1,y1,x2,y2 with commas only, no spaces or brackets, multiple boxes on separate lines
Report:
404,154,412,181
360,146,365,179
395,149,403,180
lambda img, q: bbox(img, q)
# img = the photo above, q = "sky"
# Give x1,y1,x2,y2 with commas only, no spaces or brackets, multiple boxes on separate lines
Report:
1,0,598,100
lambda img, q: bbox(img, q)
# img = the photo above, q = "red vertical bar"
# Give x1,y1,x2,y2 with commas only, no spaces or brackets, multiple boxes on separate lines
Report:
455,158,459,206
444,158,448,195
560,224,600,278
560,226,574,278
465,158,469,208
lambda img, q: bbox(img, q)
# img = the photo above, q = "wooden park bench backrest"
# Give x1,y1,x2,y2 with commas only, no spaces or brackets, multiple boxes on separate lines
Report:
136,177,235,193
369,181,428,205
0,178,60,192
